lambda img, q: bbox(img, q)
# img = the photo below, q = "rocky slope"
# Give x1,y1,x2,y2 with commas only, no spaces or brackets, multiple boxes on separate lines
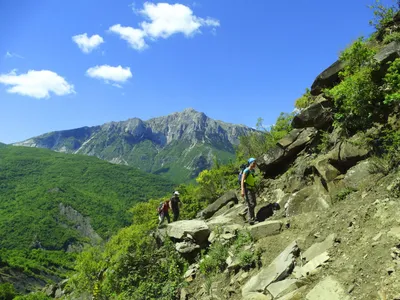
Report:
147,39,400,299
13,108,254,182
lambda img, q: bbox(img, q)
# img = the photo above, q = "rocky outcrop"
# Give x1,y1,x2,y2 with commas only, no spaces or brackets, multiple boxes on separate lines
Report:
258,127,317,177
58,203,103,250
291,95,333,129
166,220,210,246
310,40,400,96
198,190,238,219
310,60,345,96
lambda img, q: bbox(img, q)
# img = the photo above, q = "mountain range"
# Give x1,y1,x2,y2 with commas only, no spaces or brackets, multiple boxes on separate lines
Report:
13,108,254,182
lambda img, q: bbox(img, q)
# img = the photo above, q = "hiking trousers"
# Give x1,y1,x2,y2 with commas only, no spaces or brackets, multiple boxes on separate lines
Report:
158,212,170,226
244,187,257,222
172,209,180,222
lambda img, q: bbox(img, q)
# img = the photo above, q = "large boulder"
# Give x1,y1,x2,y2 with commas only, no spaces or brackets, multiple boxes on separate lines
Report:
343,160,379,190
248,220,283,240
258,128,317,177
166,220,210,245
310,60,345,96
285,184,330,217
312,155,341,183
242,241,299,296
310,41,400,96
291,96,333,129
197,190,238,219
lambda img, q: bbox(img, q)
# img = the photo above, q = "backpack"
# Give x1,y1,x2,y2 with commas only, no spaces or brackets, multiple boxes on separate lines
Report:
157,202,164,214
238,163,248,186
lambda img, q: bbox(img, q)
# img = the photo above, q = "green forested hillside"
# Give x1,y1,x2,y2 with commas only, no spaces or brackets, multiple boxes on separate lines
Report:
0,145,174,250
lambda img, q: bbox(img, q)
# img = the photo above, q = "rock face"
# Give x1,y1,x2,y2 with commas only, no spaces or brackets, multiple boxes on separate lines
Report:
58,203,103,250
310,60,345,96
258,127,317,177
291,96,333,129
13,108,255,182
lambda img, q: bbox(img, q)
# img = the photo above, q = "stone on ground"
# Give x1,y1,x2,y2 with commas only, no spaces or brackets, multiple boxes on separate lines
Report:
267,279,299,298
242,241,299,296
249,220,283,240
302,233,335,262
305,276,350,300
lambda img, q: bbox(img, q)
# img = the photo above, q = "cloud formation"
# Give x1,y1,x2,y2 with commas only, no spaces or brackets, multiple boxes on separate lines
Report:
72,33,104,53
86,65,132,84
4,51,24,59
110,2,220,50
0,70,75,99
109,24,147,50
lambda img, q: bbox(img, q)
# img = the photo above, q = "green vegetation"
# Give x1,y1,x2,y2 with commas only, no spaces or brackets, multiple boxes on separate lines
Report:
0,144,174,293
237,113,294,159
369,0,399,35
69,197,187,299
9,3,400,298
325,38,381,132
0,145,173,249
295,88,313,110
334,188,356,202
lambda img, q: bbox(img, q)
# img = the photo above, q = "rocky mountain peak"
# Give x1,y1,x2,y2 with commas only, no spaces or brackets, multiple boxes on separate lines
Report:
13,109,255,182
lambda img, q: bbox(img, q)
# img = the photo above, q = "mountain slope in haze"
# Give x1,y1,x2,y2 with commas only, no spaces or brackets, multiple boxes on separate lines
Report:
14,108,255,182
0,145,174,251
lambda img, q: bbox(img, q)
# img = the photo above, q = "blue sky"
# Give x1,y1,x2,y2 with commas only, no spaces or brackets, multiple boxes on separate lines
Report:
0,0,394,144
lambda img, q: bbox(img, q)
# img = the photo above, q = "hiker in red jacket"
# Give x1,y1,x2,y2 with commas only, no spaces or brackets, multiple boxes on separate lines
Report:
158,199,171,227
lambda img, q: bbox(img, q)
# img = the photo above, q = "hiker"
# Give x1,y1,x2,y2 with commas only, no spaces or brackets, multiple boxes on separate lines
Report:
158,199,171,227
170,191,182,222
241,157,257,225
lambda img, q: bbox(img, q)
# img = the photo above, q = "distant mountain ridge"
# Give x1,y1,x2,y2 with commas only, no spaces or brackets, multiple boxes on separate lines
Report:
14,108,254,182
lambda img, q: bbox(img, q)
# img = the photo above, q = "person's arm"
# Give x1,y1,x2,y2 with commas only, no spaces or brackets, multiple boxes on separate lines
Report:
241,170,247,197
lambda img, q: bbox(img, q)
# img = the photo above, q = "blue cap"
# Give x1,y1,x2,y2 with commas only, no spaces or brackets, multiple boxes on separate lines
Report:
248,157,256,164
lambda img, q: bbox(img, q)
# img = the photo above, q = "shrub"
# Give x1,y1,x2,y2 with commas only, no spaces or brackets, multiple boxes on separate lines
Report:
383,31,400,44
317,131,331,153
368,0,398,32
295,88,313,110
14,292,52,300
375,128,400,170
0,283,17,300
383,58,400,105
199,242,228,276
237,113,294,159
325,38,382,132
334,188,355,202
238,250,256,268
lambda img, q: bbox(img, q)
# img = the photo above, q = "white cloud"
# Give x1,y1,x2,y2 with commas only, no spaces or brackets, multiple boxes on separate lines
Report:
109,2,220,50
109,24,147,50
140,2,219,38
5,51,24,59
0,69,75,99
72,33,104,53
86,65,132,84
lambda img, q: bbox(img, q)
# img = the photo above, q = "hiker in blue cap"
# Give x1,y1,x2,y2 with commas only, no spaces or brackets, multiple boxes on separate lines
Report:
240,157,258,225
